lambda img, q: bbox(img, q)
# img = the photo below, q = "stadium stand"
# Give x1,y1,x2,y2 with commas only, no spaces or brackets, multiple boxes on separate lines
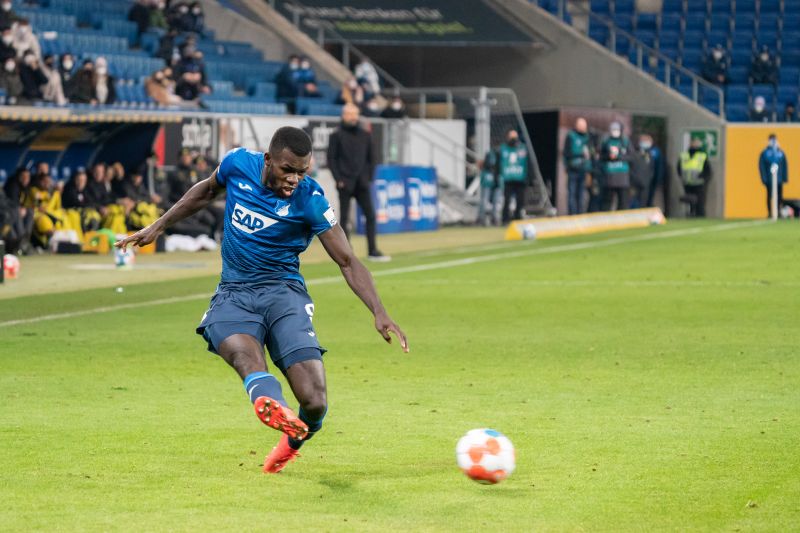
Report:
533,0,800,121
2,0,342,116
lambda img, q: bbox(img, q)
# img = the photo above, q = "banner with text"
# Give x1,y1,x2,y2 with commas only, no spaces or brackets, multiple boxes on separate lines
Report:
357,165,438,234
274,0,532,46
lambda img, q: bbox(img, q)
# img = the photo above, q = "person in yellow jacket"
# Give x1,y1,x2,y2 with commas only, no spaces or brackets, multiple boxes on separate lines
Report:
22,170,68,247
677,137,711,217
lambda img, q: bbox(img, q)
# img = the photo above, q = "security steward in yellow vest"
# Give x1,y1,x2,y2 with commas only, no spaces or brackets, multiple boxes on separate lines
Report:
677,137,711,217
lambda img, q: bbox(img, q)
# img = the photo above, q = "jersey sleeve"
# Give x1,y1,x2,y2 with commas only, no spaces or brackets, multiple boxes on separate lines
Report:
217,147,243,187
304,183,338,236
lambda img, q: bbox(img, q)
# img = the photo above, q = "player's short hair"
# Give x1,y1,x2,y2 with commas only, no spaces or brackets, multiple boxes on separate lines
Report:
269,126,312,157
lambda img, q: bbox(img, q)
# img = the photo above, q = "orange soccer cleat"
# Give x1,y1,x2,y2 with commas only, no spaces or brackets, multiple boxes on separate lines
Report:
263,433,301,474
253,396,309,440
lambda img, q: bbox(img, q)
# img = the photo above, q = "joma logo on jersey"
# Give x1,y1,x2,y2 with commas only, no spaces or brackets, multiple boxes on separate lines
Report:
231,202,278,234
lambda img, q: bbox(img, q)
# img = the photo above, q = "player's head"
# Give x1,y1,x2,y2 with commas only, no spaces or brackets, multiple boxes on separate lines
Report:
341,103,360,127
768,133,778,147
264,126,312,198
506,129,519,144
575,118,587,133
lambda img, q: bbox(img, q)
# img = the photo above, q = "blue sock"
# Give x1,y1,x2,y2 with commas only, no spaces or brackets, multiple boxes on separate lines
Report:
288,406,326,450
243,371,287,407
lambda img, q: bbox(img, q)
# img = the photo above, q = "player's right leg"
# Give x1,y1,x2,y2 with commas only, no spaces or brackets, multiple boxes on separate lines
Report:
214,333,308,440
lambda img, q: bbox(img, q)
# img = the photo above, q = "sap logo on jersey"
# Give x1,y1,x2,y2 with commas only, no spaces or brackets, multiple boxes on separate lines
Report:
231,202,278,234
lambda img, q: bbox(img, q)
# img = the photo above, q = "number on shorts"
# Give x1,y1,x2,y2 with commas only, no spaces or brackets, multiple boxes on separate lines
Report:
304,303,315,322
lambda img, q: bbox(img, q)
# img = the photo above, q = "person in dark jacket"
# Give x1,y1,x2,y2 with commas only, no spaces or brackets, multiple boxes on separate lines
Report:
562,117,591,214
781,102,797,123
327,103,388,261
749,45,778,86
0,0,20,30
19,50,47,101
759,133,788,218
702,44,729,85
0,26,16,63
749,95,772,122
127,0,151,45
69,59,97,104
2,166,34,253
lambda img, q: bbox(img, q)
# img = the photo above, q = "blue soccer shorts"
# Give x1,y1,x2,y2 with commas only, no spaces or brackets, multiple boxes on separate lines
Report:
196,280,325,374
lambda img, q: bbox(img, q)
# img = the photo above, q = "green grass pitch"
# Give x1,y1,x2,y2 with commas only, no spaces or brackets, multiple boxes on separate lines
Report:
1,220,798,531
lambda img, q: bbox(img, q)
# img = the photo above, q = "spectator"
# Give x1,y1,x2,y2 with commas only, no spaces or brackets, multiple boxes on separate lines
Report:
146,67,182,106
69,59,97,104
499,128,529,223
276,54,301,100
122,171,161,230
165,150,219,237
641,135,664,207
39,54,65,105
0,0,20,30
327,103,389,260
189,2,204,33
22,168,66,247
361,97,382,117
62,167,101,233
108,161,128,201
749,95,771,122
562,117,591,215
781,102,797,122
749,45,778,86
127,0,151,45
86,161,127,233
13,19,39,60
156,27,178,63
677,137,711,217
381,96,406,118
2,166,34,254
18,50,46,101
702,44,729,85
758,133,788,218
169,2,193,33
338,77,365,107
354,57,380,98
0,26,15,63
175,67,202,102
149,1,168,31
93,56,116,105
0,56,22,104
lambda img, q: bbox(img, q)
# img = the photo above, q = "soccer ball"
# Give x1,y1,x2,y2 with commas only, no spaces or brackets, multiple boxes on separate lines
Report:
456,428,515,484
3,254,20,279
114,244,135,269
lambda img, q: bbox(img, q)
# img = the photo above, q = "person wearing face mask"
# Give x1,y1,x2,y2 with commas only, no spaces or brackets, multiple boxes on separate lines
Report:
499,129,529,223
18,49,46,101
12,19,39,60
381,97,406,119
758,134,788,218
39,53,66,105
169,2,193,32
188,2,204,33
563,117,592,214
354,58,381,99
93,56,116,105
146,68,182,106
749,95,772,122
69,59,97,104
702,44,729,85
0,56,22,104
361,97,382,117
277,54,302,104
599,122,631,211
0,0,19,30
677,137,711,217
749,45,778,86
149,1,168,31
629,133,661,209
0,26,15,63
327,103,389,261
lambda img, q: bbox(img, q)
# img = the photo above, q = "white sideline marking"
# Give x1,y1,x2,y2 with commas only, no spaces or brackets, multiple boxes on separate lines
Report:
0,220,768,329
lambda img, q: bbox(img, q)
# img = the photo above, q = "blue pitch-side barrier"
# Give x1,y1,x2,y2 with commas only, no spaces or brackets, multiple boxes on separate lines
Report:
357,165,439,234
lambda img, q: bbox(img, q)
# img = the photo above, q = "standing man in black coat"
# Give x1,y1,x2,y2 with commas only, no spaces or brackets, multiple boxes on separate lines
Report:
327,103,389,261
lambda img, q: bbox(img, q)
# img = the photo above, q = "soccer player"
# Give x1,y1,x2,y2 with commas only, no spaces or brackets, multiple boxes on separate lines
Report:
115,127,408,473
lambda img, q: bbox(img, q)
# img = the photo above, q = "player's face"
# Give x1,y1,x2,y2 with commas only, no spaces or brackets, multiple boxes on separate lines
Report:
264,148,311,198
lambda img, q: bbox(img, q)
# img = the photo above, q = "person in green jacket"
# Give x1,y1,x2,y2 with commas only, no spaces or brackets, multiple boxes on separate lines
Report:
476,149,501,226
499,129,529,223
563,117,591,215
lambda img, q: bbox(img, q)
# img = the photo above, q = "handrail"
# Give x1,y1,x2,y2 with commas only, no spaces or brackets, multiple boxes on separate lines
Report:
560,0,725,117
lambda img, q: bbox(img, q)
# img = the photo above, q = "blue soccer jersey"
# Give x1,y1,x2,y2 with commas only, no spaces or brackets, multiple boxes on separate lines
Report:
216,147,338,284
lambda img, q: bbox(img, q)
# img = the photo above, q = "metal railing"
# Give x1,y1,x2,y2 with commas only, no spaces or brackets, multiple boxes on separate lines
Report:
549,0,726,118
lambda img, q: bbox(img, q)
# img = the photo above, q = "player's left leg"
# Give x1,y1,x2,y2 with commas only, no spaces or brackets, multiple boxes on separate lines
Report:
284,359,328,450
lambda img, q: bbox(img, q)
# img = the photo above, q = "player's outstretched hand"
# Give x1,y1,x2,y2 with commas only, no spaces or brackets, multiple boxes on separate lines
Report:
375,312,409,353
114,224,162,252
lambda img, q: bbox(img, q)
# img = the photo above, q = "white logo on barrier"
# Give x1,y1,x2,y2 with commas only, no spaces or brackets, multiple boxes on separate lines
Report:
231,202,278,234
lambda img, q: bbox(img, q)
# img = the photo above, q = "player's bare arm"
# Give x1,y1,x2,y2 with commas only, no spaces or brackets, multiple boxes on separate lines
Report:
115,169,224,251
318,224,409,353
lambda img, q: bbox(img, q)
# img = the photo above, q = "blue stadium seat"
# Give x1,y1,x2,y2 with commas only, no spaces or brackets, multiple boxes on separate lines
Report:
760,0,780,12
783,15,800,32
704,99,721,114
752,84,775,100
634,30,656,47
710,0,732,14
615,34,631,55
759,14,779,32
659,31,681,49
661,14,682,33
613,14,633,31
725,103,748,121
734,14,754,32
683,31,705,47
777,85,799,105
636,14,658,31
756,33,779,50
589,24,609,46
660,46,680,60
662,0,683,14
779,66,800,85
684,13,706,32
726,84,749,104
728,66,748,84
707,31,728,48
731,33,754,52
590,0,610,15
709,15,730,34
299,102,343,117
614,0,635,14
681,48,704,69
686,0,709,13
250,81,277,100
736,2,756,14
731,48,753,67
210,80,234,97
